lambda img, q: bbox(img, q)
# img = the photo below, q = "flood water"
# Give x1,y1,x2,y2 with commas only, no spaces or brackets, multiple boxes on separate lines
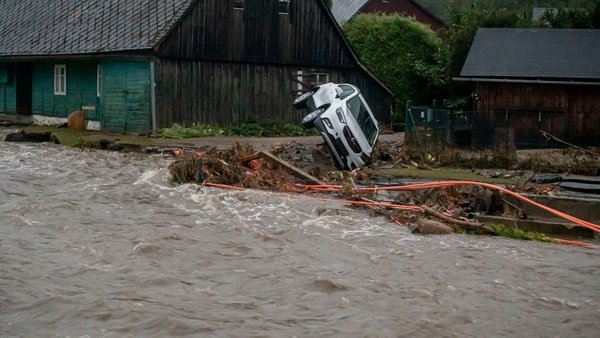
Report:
1,142,599,337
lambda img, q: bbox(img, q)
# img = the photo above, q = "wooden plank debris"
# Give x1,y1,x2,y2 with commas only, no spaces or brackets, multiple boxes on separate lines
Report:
241,151,323,185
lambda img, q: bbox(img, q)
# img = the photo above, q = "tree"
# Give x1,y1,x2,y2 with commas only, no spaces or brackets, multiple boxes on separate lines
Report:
343,14,448,121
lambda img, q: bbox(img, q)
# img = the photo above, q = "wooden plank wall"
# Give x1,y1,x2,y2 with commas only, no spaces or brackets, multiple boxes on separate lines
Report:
154,58,392,128
0,64,17,113
157,0,355,68
472,82,600,146
475,83,600,115
31,61,98,119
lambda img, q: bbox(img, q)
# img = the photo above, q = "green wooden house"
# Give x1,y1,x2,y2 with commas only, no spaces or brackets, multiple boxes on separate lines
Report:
0,0,393,133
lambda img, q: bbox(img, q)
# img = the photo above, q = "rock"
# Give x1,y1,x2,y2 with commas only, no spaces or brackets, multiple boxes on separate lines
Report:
67,111,85,130
411,218,453,235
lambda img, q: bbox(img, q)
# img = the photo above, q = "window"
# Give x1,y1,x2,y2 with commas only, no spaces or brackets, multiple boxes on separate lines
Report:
233,0,244,10
96,65,101,97
279,0,290,14
293,70,329,95
54,64,66,95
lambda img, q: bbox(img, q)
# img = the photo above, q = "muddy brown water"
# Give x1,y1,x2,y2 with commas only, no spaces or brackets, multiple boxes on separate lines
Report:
1,142,599,337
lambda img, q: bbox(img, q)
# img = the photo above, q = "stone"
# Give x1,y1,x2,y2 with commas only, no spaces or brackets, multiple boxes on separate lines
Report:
411,218,454,235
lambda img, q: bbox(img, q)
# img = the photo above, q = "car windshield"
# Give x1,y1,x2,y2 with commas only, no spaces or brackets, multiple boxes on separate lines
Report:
346,95,378,146
337,85,356,100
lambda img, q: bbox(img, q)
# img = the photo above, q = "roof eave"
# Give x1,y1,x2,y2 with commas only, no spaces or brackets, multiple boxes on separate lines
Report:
453,77,600,86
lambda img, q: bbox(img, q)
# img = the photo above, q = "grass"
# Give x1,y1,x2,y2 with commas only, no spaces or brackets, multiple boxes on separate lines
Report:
374,166,522,185
160,122,315,139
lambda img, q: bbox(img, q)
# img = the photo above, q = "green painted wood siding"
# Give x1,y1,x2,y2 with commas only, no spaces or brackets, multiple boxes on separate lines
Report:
101,61,151,133
32,62,99,120
0,64,17,113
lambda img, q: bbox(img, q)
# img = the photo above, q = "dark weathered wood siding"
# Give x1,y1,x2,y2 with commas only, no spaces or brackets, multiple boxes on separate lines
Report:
154,58,391,128
472,82,600,146
154,0,393,128
158,0,355,68
359,0,444,31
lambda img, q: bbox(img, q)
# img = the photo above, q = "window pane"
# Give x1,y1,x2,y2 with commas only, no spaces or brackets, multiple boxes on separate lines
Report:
54,65,66,95
279,0,290,14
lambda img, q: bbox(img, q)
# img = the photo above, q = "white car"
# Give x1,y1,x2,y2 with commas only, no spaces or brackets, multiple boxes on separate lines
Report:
293,83,379,171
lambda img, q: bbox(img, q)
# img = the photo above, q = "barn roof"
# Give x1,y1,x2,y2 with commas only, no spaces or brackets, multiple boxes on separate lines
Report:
458,28,600,82
0,0,193,56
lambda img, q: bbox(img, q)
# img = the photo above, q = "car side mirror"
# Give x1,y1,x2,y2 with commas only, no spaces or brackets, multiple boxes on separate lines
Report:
335,87,343,98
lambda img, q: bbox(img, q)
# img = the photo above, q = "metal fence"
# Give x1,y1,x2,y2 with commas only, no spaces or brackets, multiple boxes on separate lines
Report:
404,103,600,173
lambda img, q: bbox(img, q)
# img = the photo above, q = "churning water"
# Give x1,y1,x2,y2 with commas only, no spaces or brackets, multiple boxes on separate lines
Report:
1,142,599,337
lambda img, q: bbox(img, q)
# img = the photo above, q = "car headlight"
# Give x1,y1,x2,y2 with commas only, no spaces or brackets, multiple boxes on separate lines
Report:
336,107,346,124
322,118,334,129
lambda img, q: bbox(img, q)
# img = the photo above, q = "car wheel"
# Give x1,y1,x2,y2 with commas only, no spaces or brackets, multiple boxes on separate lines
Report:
301,108,324,129
292,91,314,109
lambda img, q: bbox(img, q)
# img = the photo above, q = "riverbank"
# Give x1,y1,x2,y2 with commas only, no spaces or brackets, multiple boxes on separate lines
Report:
0,125,530,186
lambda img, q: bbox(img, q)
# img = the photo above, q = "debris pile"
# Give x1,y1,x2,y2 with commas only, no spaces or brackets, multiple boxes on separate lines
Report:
166,144,599,248
169,143,298,190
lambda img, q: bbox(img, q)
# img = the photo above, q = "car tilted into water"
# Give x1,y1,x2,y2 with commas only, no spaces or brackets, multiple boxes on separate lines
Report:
293,82,379,171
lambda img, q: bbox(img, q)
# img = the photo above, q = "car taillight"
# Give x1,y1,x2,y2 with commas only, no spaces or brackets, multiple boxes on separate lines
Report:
336,107,346,124
343,126,362,153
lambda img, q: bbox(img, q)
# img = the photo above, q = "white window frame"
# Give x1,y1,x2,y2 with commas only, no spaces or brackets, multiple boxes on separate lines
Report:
294,70,329,95
279,0,291,14
54,64,66,95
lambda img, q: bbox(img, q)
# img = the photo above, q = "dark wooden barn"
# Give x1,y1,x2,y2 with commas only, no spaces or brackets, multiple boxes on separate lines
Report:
0,0,393,133
455,28,600,148
331,0,445,31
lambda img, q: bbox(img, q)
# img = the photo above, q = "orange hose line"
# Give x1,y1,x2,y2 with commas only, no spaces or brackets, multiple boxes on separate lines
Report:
296,181,600,233
200,182,598,249
552,238,600,249
344,200,424,212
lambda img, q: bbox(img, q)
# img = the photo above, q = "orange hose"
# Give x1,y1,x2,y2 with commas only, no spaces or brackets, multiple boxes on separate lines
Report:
295,181,600,234
200,181,599,249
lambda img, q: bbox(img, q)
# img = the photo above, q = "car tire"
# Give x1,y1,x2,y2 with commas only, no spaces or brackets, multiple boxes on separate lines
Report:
292,91,314,109
301,108,324,129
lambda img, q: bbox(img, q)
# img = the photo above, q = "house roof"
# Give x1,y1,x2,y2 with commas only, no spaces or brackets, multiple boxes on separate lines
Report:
331,0,369,25
459,28,600,81
0,0,193,56
331,0,443,27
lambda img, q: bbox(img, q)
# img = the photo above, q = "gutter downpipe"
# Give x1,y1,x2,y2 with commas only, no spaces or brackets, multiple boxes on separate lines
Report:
150,61,157,132
453,77,600,86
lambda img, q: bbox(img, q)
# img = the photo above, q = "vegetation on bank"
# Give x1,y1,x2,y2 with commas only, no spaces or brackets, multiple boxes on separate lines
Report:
343,14,448,121
159,122,316,139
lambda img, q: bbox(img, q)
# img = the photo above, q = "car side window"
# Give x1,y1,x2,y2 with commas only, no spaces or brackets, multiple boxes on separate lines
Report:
337,85,355,100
